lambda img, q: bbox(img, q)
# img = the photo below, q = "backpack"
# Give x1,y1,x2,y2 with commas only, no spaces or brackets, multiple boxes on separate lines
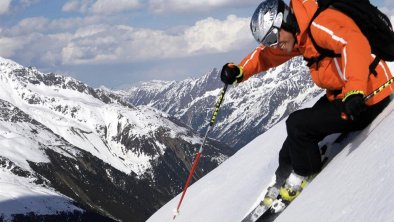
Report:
304,0,394,76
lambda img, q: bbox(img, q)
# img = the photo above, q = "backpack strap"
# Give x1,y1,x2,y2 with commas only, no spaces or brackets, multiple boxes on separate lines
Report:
369,56,380,77
304,3,341,68
305,1,381,77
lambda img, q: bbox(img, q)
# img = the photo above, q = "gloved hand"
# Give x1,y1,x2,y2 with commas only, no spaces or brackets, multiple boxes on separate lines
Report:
342,92,366,120
220,63,243,85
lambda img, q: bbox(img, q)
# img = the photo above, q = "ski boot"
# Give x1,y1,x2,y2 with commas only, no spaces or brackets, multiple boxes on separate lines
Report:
279,171,309,202
263,186,279,207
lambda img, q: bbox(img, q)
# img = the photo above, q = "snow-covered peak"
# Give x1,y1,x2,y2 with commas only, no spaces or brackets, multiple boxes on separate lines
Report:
133,80,175,92
125,56,322,149
0,57,199,176
0,58,23,73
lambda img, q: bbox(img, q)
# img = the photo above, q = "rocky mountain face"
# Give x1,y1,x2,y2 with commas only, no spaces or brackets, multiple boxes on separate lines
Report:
125,56,323,150
0,58,234,222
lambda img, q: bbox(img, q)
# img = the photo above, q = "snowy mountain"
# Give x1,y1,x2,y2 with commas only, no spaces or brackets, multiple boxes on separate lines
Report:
0,57,234,221
148,88,394,222
124,56,323,150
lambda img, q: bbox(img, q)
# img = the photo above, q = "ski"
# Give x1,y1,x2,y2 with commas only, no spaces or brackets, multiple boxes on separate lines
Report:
241,202,271,222
241,132,351,222
257,132,351,221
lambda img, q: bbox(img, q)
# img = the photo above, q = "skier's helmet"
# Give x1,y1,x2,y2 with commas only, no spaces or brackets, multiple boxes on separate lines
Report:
250,0,296,46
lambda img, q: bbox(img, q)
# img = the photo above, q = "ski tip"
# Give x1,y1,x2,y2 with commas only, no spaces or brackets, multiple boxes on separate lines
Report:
172,208,179,220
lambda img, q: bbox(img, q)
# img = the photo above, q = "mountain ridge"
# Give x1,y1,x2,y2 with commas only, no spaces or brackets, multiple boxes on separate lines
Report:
124,56,323,149
0,57,234,221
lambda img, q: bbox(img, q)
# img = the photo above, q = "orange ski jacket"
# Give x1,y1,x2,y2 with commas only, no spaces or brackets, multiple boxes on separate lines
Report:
239,0,393,105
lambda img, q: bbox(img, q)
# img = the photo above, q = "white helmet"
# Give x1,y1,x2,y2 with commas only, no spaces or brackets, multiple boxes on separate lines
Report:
250,0,296,46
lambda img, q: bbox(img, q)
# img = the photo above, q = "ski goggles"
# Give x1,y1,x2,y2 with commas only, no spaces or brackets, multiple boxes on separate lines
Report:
261,25,280,47
260,11,283,47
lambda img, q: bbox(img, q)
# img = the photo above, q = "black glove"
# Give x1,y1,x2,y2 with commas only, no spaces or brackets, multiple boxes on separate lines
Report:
220,63,243,85
342,92,366,120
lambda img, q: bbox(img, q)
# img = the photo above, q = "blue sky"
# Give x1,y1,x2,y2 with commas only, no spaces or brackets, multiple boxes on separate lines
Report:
0,0,392,89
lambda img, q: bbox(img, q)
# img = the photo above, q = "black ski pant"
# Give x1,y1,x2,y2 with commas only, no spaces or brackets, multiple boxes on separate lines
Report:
277,95,391,178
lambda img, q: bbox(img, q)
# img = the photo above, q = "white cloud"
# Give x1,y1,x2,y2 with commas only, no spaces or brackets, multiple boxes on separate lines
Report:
7,15,111,37
91,0,141,14
61,24,120,64
62,0,92,13
0,37,24,57
384,0,394,7
61,15,252,65
1,0,256,67
184,15,251,54
62,0,141,14
0,0,12,15
62,0,256,15
148,0,256,14
0,0,41,15
9,17,49,34
60,24,187,64
0,14,253,66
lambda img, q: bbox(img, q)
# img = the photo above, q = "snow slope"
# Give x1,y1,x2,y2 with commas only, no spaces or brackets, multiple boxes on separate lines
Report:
148,83,394,221
0,99,83,221
0,170,81,221
277,101,394,222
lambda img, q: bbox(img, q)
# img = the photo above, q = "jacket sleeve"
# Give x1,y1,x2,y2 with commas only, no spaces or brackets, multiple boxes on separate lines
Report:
310,10,371,96
238,46,301,82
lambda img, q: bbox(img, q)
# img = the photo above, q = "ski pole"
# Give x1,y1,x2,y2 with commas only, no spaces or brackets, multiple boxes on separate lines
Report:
173,84,228,220
363,76,394,101
341,76,394,120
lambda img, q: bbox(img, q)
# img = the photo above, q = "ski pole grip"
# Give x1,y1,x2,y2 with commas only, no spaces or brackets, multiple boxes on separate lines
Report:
340,77,394,120
209,84,228,126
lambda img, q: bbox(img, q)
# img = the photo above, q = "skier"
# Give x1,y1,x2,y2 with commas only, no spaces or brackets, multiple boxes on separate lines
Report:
220,0,394,204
